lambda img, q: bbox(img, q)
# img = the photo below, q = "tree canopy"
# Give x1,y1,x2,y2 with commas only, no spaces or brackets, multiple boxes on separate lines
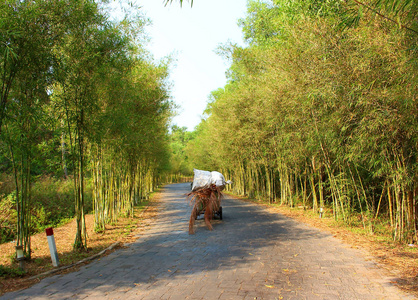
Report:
188,0,418,243
0,0,174,252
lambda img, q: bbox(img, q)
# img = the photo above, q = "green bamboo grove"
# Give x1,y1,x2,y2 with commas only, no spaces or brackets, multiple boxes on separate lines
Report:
189,0,418,243
0,0,173,255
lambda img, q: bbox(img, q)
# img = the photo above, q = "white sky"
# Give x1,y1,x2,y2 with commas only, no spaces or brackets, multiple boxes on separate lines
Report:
135,0,248,131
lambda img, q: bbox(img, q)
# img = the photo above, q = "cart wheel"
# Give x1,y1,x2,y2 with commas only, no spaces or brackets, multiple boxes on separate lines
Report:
219,206,222,220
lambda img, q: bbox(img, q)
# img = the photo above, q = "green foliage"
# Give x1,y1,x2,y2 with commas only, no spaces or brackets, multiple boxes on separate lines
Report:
191,0,418,243
184,120,217,171
0,175,94,244
0,0,174,250
0,265,25,278
30,176,92,232
169,125,195,176
340,0,418,34
0,192,17,243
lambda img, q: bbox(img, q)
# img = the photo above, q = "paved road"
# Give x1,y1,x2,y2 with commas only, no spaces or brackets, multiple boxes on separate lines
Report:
1,183,414,300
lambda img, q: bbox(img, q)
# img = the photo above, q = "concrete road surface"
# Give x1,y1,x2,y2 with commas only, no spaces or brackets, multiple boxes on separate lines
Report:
1,183,414,300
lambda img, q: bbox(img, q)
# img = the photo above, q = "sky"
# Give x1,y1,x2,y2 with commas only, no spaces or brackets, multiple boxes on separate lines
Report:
134,0,249,131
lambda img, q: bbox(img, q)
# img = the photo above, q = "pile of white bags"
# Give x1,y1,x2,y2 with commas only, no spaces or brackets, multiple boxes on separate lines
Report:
191,169,229,191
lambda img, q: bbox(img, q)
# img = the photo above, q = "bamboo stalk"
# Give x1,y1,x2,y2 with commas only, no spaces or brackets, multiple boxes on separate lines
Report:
388,183,394,228
374,180,386,220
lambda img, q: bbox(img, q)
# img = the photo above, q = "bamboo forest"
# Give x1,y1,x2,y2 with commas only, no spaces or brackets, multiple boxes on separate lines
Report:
187,0,418,244
0,0,173,255
0,0,417,269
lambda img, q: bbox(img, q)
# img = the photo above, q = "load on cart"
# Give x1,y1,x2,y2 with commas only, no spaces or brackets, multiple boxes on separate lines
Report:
187,169,231,234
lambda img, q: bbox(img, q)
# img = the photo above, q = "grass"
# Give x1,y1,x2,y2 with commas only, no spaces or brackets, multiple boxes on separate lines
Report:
0,265,26,278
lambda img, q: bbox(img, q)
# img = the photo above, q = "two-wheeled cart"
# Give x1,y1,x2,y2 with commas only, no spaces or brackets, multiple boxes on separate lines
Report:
195,203,222,220
188,169,229,234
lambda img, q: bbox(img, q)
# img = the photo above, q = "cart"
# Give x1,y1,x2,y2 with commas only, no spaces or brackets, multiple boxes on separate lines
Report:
195,204,222,220
188,169,228,234
192,183,223,221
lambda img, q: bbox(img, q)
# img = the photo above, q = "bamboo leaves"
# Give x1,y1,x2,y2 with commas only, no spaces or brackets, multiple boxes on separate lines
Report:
190,0,418,243
343,0,418,34
0,0,173,253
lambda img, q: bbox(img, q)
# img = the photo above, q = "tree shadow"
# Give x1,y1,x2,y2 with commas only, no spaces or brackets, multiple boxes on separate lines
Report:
2,183,405,299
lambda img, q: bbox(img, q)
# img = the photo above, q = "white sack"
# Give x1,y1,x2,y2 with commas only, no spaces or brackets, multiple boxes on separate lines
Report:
191,169,227,191
210,171,226,187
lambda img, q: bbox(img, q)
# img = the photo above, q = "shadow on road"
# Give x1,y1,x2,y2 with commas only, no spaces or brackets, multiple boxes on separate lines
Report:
1,183,336,299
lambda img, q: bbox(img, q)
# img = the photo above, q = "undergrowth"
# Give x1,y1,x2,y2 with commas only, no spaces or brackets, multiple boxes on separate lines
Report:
0,174,93,244
0,265,25,279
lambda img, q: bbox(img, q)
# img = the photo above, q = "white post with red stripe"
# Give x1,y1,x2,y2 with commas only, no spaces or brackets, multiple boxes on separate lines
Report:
45,227,59,267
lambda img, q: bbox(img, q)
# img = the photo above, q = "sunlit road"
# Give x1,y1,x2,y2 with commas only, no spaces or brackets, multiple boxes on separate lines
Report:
1,183,413,299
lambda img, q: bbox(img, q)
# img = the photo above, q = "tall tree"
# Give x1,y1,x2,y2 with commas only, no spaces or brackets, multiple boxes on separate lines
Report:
52,0,124,250
0,0,61,257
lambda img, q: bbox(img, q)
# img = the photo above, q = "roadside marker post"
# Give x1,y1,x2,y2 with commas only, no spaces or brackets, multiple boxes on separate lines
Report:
45,227,60,267
15,245,25,271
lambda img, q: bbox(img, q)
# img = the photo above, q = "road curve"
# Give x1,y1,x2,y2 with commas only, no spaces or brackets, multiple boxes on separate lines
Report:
1,183,414,300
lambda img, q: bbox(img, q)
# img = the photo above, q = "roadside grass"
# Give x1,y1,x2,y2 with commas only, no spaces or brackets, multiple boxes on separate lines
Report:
0,192,160,296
